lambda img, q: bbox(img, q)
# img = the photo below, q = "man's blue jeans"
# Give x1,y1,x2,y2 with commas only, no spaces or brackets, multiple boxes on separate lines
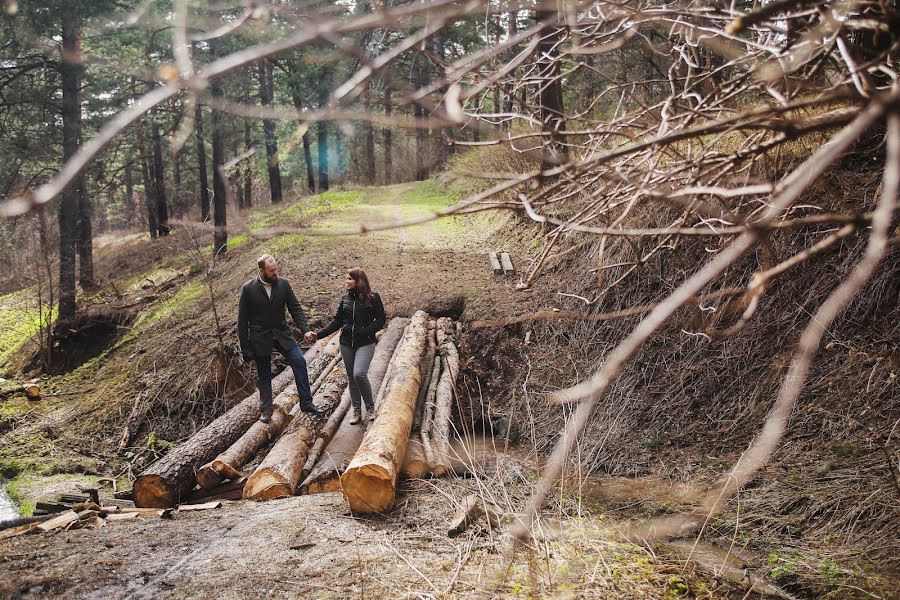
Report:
254,344,314,413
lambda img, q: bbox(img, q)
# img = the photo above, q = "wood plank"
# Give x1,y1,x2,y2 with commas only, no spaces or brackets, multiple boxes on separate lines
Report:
500,252,514,275
104,512,140,522
488,252,502,275
177,501,222,511
36,510,80,532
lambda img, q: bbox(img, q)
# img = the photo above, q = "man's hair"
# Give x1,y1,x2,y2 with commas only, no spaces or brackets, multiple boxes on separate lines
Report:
257,254,275,269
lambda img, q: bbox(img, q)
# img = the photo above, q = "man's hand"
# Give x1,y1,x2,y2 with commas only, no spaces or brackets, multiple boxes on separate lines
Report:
304,331,317,344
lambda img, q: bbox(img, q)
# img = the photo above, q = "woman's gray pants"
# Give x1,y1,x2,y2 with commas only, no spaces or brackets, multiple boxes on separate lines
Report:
340,342,376,413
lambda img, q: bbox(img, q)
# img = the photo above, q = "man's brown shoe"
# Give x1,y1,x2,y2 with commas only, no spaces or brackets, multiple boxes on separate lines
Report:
259,410,273,424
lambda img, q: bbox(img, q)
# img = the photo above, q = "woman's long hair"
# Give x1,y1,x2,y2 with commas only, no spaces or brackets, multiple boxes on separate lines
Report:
348,267,376,306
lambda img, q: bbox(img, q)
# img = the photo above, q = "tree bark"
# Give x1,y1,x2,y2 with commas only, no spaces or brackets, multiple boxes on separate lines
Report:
124,161,135,226
76,175,93,288
242,120,252,207
383,87,392,184
341,311,429,513
299,318,408,494
195,104,210,222
535,9,568,171
412,55,430,181
136,123,158,239
243,367,347,500
317,121,329,192
58,20,81,320
364,94,376,184
259,59,283,203
430,318,458,475
150,116,170,236
211,85,227,254
133,336,333,507
401,438,430,480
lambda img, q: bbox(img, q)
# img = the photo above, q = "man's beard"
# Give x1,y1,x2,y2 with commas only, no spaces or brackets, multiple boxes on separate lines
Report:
261,273,278,284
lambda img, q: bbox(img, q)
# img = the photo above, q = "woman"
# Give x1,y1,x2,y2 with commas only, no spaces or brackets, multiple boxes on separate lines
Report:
316,268,387,424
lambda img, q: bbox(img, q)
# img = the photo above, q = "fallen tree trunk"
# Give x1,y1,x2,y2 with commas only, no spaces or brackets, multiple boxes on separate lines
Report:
340,311,429,513
195,385,302,490
412,323,437,433
243,367,347,500
419,340,442,468
133,335,334,508
300,318,409,494
431,317,459,476
401,438,430,480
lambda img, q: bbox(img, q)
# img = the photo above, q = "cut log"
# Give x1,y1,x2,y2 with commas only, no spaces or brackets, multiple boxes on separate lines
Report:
298,388,350,485
299,317,409,494
243,367,347,500
195,385,303,490
488,252,502,275
24,384,41,400
412,326,437,433
500,252,514,275
401,438,430,480
132,335,334,508
186,478,247,504
431,318,459,476
419,343,442,469
341,311,430,513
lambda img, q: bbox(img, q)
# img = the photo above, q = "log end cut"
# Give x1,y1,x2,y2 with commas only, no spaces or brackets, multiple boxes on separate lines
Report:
244,469,292,501
341,464,395,513
133,474,175,508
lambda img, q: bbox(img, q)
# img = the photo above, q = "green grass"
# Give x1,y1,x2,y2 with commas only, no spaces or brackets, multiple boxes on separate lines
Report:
249,190,359,232
0,289,55,376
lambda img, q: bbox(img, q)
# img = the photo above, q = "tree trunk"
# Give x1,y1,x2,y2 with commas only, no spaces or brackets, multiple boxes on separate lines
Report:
383,87,392,184
242,121,252,207
76,176,93,288
317,121,329,192
364,95,376,184
133,337,333,507
401,438,430,479
136,123,158,239
195,104,210,222
535,9,568,171
341,311,429,513
151,116,170,236
259,59,283,203
430,318,458,475
299,318,408,494
211,89,227,254
412,54,430,181
196,385,302,489
124,161,135,226
243,368,347,500
58,20,80,320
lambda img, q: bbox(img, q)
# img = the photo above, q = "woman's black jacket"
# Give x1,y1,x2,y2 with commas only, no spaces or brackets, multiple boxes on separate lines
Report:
316,291,386,348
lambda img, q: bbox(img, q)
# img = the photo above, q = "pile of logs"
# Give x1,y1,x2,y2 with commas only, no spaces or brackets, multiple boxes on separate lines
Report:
130,311,464,514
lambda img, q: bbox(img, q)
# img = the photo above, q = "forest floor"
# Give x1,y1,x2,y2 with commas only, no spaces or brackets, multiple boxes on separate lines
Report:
0,179,895,598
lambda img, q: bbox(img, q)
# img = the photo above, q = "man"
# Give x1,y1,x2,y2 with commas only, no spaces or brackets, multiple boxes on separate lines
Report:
238,254,325,423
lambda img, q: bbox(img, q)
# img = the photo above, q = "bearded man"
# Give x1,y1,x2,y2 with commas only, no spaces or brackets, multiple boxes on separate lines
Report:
238,254,325,422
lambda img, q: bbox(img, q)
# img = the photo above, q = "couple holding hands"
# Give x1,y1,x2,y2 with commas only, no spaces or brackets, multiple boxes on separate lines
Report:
237,254,386,426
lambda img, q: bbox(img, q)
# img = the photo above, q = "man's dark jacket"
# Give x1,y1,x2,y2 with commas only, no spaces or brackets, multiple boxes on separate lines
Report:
238,276,310,357
317,291,386,348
